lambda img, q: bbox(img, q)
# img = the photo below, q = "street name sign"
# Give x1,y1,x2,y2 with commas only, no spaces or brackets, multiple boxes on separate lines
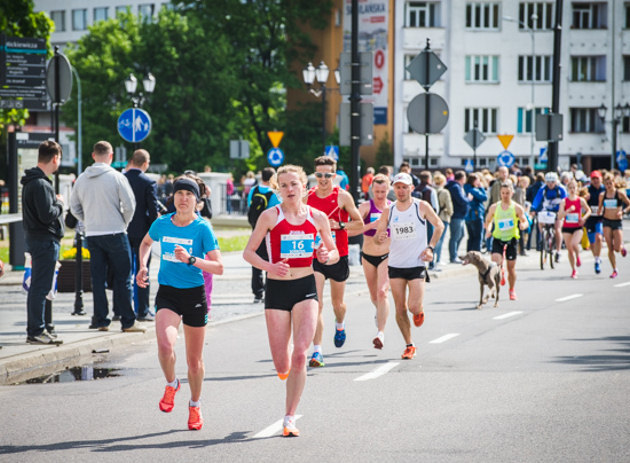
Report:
0,35,47,110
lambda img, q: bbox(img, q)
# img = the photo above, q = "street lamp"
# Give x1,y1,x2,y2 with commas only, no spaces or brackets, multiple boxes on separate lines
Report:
598,102,630,169
503,14,537,167
303,60,340,156
124,72,156,108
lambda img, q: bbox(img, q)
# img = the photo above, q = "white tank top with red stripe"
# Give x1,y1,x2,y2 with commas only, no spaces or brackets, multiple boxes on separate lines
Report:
266,205,318,268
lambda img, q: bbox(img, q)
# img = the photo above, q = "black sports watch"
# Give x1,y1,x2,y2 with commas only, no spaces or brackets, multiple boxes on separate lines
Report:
426,245,434,252
188,256,197,266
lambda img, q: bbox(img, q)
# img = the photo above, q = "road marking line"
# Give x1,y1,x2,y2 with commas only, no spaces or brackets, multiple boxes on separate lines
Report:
354,361,399,382
253,415,302,438
555,293,583,302
429,333,460,344
493,311,523,320
614,281,630,288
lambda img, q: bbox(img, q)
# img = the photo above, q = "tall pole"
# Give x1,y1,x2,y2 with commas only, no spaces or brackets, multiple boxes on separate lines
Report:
350,0,361,203
548,0,563,173
54,46,60,193
71,66,82,174
612,117,619,171
529,26,535,168
423,39,431,169
321,84,327,156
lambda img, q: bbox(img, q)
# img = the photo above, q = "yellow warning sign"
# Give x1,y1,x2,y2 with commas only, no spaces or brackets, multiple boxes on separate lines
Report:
497,134,514,150
267,131,284,148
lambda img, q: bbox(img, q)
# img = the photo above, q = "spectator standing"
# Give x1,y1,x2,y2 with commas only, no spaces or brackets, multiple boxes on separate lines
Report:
247,167,280,302
21,140,64,344
361,167,375,199
124,149,160,321
226,173,235,213
464,173,488,252
488,166,510,206
433,172,453,269
70,141,145,333
399,161,420,188
514,175,531,255
337,166,350,191
446,170,471,263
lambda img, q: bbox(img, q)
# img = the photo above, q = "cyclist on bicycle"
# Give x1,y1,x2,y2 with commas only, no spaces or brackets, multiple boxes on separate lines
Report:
531,172,567,262
484,182,528,301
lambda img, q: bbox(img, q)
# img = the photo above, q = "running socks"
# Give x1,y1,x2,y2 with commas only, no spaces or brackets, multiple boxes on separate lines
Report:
189,399,201,407
335,322,345,331
167,378,179,389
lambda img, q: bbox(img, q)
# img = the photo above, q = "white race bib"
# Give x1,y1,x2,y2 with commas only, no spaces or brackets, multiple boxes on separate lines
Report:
369,212,382,223
392,222,417,240
604,199,618,209
162,236,193,263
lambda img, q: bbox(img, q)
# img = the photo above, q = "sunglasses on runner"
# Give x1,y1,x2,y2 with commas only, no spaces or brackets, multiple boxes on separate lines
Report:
315,172,334,178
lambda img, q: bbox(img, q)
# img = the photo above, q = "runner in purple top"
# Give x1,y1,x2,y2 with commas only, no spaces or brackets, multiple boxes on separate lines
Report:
349,174,392,349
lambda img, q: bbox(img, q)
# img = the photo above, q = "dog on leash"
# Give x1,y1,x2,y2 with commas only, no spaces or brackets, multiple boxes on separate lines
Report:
461,251,500,309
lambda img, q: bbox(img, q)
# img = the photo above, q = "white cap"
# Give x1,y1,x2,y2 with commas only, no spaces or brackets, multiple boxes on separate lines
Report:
393,172,413,185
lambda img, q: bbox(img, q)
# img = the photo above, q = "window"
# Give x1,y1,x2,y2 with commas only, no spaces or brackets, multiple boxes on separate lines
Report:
93,7,108,22
571,56,606,82
517,107,549,133
517,55,552,82
466,2,500,30
570,108,605,133
464,108,498,133
626,3,630,29
72,9,87,30
138,4,155,19
50,10,65,32
116,6,130,15
405,2,441,27
465,55,499,82
623,116,630,133
572,2,607,29
519,2,554,30
624,56,630,81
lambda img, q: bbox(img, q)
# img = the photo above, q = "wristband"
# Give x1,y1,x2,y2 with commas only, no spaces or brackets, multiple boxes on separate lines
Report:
338,221,345,230
426,245,434,252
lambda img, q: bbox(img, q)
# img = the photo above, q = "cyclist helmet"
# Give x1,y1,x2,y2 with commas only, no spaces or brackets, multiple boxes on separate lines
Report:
545,172,559,183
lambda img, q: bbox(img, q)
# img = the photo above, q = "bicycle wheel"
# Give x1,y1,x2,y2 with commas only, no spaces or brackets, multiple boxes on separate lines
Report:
540,228,547,269
549,229,555,269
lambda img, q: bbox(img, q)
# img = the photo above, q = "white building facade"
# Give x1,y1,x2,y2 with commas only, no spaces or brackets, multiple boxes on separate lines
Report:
394,0,630,173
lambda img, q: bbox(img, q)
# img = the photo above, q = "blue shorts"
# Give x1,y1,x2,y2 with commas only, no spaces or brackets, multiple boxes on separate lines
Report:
585,216,603,244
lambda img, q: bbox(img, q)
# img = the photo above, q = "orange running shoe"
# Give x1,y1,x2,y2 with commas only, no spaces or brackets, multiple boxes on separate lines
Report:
159,380,180,413
283,417,300,437
413,312,425,327
401,345,416,360
188,406,203,431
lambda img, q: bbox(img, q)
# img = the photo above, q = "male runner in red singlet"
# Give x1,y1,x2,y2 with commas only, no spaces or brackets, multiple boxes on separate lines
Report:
306,156,363,367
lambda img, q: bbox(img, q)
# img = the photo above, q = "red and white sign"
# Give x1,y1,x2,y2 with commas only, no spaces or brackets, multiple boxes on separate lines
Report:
374,50,385,69
373,76,383,94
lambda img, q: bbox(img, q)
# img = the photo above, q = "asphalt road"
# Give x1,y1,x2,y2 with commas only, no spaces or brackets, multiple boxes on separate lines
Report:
1,252,628,462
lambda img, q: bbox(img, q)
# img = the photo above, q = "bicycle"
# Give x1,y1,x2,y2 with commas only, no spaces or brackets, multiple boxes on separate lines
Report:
537,210,556,270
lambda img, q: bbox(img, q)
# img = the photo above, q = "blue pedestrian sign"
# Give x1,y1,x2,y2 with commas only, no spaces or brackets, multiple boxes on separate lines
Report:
539,147,547,162
325,145,339,161
617,150,628,172
464,159,474,173
267,147,284,167
497,150,515,168
118,108,151,143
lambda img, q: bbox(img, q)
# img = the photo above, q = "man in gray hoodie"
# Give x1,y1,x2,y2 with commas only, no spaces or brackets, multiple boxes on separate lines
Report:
70,140,145,333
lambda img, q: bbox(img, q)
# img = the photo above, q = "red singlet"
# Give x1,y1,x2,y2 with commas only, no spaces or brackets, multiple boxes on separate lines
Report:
307,186,349,257
266,205,318,268
562,197,582,229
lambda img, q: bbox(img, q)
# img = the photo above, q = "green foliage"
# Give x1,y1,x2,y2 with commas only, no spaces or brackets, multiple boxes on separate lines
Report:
62,1,332,177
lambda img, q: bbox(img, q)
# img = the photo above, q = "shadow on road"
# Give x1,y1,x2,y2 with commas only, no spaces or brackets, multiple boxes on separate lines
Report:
551,335,630,371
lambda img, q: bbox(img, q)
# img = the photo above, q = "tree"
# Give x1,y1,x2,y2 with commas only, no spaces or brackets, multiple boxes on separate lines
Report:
63,9,237,172
375,133,394,169
0,0,53,177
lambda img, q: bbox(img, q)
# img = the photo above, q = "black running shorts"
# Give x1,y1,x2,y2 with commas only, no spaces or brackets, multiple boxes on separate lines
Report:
155,284,208,327
265,274,318,311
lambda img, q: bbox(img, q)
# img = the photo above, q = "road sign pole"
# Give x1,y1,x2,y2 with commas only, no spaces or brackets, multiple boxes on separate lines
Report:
547,0,563,173
54,46,60,194
350,0,361,203
473,123,478,170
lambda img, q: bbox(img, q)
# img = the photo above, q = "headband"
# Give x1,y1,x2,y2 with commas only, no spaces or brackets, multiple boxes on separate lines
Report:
173,178,200,200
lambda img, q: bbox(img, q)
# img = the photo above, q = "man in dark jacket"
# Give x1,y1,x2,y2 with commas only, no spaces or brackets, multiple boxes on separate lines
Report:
446,170,471,264
21,140,64,344
124,149,159,321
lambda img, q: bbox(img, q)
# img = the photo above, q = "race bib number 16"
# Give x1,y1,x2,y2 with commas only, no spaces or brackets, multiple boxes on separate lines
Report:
280,233,314,258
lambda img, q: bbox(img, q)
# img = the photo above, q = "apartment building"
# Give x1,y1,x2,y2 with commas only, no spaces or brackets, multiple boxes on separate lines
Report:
395,0,629,172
